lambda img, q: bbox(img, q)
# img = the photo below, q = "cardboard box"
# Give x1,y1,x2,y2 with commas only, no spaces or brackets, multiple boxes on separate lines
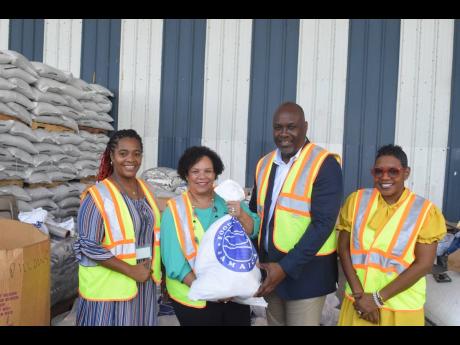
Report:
0,219,50,325
448,249,460,273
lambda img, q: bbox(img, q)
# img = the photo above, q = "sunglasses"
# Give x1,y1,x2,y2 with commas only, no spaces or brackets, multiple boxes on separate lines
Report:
371,167,405,178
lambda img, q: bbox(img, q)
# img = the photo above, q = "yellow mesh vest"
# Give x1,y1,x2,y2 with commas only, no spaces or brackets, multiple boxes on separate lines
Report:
344,189,431,311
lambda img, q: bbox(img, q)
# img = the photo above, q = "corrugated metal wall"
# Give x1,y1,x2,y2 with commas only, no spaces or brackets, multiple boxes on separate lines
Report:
43,19,82,78
9,19,44,61
117,19,164,174
343,19,401,198
245,19,300,187
444,20,460,222
395,19,454,209
158,19,207,169
296,19,349,158
80,19,121,128
0,19,9,50
201,19,253,187
3,18,460,216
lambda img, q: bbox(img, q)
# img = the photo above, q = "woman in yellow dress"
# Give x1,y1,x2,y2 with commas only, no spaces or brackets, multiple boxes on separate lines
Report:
337,144,446,326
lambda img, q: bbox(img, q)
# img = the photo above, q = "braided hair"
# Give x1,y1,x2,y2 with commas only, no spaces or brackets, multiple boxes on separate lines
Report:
97,129,143,181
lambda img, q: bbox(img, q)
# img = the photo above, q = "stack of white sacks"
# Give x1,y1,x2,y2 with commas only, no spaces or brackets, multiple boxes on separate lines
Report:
0,49,114,221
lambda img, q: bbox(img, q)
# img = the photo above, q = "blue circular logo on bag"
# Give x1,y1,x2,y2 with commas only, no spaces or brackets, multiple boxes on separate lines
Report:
214,217,258,272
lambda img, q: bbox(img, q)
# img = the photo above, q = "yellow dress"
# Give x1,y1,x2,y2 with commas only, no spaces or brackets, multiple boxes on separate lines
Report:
337,188,446,326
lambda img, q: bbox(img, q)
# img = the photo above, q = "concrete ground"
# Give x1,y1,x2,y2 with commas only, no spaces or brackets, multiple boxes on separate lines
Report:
52,261,345,326
52,307,268,326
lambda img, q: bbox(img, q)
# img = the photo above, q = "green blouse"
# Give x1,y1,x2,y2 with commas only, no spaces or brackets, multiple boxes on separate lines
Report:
160,193,260,282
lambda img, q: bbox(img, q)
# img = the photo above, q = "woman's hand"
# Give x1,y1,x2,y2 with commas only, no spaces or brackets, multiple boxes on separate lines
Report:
127,259,152,283
353,292,379,323
227,200,254,236
226,201,242,217
361,309,380,324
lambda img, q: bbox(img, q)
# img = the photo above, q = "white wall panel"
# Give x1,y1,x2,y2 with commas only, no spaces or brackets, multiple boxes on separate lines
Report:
296,19,349,158
118,19,163,173
395,19,454,208
0,19,9,50
202,19,253,187
43,19,82,77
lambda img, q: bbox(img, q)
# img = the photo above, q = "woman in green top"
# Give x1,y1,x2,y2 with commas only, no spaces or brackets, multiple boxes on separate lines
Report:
160,146,260,326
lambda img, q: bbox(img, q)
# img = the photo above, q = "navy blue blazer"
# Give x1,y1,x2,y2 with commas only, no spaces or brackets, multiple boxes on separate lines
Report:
249,151,343,300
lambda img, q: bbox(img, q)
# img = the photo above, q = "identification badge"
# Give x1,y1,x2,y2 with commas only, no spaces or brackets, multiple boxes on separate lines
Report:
136,246,152,260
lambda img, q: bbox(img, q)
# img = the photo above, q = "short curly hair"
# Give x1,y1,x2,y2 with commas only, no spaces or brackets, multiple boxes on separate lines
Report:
177,146,224,181
375,144,408,168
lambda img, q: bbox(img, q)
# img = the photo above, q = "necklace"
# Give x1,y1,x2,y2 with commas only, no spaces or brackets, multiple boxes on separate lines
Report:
188,190,214,209
188,191,218,230
112,175,140,198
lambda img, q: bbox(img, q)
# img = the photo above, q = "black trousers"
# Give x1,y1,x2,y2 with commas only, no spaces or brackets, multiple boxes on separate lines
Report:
171,300,251,326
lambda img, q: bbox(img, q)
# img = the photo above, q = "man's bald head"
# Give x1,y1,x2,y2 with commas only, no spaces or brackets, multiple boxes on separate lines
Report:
272,102,308,162
273,102,305,122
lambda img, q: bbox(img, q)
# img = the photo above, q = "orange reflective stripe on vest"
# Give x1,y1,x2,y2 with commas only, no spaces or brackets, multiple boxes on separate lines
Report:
166,191,207,308
255,143,339,254
346,188,433,310
351,188,431,270
168,192,202,269
79,178,162,301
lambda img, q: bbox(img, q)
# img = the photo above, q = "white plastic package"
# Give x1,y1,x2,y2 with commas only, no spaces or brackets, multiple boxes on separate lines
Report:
188,215,266,307
214,179,246,202
18,207,49,235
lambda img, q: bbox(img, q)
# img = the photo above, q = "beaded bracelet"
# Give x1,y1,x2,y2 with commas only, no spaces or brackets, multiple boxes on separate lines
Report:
372,291,384,308
376,291,385,305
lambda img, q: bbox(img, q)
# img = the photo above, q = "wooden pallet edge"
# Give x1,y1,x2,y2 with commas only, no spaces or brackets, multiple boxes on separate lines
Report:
31,121,76,133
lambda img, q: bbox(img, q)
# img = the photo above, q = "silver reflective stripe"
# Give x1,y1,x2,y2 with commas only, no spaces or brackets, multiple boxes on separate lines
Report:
94,182,124,243
94,181,134,257
391,195,429,257
138,179,160,228
352,252,406,274
292,145,325,196
256,152,274,197
352,189,375,251
110,243,136,258
277,195,310,213
173,194,196,269
367,252,406,274
351,253,367,265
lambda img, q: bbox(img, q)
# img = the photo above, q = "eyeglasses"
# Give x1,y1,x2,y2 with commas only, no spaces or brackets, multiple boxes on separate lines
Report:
371,167,405,178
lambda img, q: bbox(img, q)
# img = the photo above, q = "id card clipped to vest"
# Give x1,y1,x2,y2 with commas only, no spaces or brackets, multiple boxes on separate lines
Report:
136,245,152,260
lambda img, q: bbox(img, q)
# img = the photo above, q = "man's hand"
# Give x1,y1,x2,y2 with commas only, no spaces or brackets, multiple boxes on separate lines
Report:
254,262,286,297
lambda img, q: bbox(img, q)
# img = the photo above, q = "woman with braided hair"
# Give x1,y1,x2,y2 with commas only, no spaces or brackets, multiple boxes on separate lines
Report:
74,129,162,326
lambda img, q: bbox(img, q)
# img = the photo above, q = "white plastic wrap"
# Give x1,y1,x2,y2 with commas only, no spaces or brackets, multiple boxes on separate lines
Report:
188,215,266,307
0,133,39,154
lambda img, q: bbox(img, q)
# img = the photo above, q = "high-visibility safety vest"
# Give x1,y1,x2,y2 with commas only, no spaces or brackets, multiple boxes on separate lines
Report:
78,178,162,301
166,192,206,308
344,188,433,311
255,143,340,254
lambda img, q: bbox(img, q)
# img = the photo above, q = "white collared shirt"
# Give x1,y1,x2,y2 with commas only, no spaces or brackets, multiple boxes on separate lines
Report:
264,146,303,252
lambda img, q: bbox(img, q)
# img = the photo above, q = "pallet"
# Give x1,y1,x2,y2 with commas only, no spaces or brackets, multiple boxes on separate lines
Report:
80,176,97,185
0,179,24,187
78,126,108,134
31,121,75,132
26,181,65,189
0,113,29,126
